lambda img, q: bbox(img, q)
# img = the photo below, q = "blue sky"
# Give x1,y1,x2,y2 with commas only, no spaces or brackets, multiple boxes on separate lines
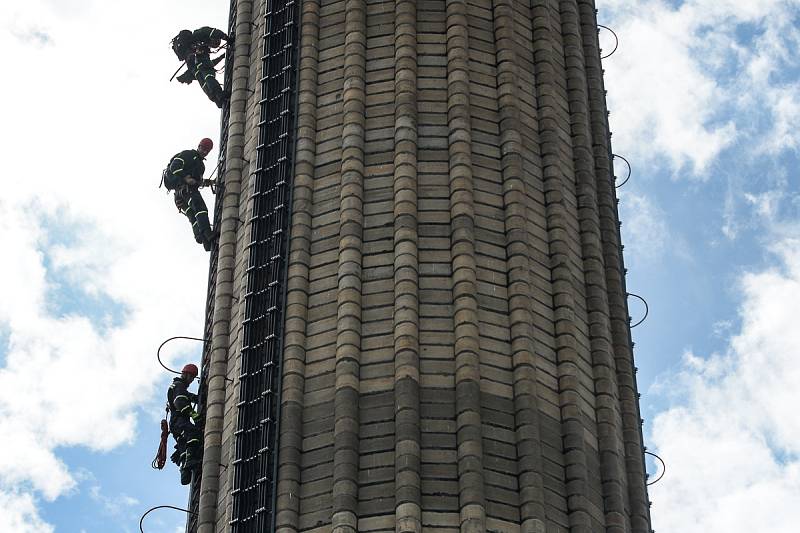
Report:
0,1,226,531
1,0,800,532
602,1,800,529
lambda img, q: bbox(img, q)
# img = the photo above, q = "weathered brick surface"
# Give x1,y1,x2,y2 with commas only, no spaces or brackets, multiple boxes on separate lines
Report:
209,0,654,531
197,0,254,531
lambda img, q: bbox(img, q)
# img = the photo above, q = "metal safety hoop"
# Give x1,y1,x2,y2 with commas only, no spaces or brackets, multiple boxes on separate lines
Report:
598,25,619,59
645,451,666,486
614,154,632,188
157,336,206,375
139,505,196,533
627,292,649,328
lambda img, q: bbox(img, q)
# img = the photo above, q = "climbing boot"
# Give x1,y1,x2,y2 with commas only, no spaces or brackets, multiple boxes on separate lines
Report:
180,467,192,486
215,89,231,109
202,228,218,251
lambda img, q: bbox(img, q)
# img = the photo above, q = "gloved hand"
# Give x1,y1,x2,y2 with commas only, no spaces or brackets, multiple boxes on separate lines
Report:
170,449,182,465
184,176,199,186
190,411,201,422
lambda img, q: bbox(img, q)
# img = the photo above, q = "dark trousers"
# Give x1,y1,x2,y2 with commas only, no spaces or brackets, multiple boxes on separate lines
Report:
174,186,211,243
187,53,224,107
170,417,203,470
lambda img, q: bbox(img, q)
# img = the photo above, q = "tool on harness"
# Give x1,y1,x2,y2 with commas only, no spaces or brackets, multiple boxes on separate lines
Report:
151,408,170,470
169,61,187,82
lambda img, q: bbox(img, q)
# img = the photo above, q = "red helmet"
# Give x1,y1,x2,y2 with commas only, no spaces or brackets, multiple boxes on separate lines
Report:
181,363,199,377
198,138,214,153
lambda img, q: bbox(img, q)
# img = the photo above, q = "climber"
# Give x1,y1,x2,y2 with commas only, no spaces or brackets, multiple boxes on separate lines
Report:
171,27,231,108
163,138,217,251
167,363,204,486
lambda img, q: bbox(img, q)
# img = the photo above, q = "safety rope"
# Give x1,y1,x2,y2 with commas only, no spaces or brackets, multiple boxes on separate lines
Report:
204,160,224,193
139,505,196,533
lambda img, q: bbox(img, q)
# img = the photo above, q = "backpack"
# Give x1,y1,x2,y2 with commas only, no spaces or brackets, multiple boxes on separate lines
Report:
161,154,183,191
162,166,183,191
171,30,193,61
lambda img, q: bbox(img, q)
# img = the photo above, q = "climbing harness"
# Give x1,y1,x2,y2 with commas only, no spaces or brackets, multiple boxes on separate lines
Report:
598,24,619,59
170,31,227,81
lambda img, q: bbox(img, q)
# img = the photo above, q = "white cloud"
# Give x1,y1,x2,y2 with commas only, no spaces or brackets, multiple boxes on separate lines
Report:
758,86,800,154
721,180,740,240
649,238,800,532
617,191,670,262
744,190,785,220
0,490,53,533
603,0,800,176
0,0,227,528
88,485,139,517
711,319,733,338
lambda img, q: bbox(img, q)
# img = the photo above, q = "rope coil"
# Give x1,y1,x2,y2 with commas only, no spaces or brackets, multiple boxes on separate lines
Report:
151,418,170,470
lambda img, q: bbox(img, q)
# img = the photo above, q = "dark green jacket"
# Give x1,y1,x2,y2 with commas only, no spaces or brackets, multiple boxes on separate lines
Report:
165,149,205,190
175,27,228,84
167,377,198,423
176,54,225,84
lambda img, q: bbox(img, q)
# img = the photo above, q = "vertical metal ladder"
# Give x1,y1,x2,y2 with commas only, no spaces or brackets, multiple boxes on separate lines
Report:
230,0,298,531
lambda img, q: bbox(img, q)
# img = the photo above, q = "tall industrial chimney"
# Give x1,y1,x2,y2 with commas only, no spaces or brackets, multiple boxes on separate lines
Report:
186,0,653,531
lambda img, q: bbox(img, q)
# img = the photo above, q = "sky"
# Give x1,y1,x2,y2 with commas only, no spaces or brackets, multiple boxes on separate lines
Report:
0,0,799,532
